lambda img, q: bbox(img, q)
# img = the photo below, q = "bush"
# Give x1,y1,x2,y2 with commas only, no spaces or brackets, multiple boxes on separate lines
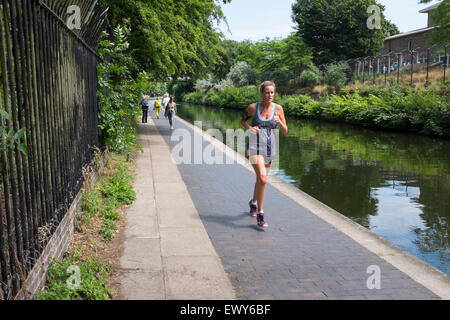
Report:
183,91,203,104
300,65,322,87
279,95,314,117
184,81,449,138
403,89,450,136
214,78,234,91
97,26,146,157
194,74,216,92
324,63,349,92
184,86,261,109
226,61,256,87
203,90,220,105
169,81,194,101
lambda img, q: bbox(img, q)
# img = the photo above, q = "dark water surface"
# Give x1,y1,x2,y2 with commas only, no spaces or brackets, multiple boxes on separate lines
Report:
176,103,450,275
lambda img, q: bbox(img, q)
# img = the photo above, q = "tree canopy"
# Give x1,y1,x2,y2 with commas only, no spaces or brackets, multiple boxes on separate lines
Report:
420,0,449,44
100,0,231,80
291,0,399,64
232,34,313,74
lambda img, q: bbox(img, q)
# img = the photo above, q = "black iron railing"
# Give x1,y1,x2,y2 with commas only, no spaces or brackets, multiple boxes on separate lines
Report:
0,0,108,299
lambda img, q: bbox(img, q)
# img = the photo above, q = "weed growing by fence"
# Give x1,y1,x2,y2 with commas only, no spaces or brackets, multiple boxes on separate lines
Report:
35,151,136,300
0,108,27,155
97,154,135,241
78,153,135,242
34,249,110,300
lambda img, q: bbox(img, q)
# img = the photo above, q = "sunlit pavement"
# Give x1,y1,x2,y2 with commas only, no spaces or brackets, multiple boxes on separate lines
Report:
121,114,445,300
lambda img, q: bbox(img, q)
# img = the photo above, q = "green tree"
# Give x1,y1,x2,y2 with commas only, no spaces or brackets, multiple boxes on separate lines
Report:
100,0,231,79
235,36,313,74
280,33,314,70
291,0,399,64
382,19,400,37
211,39,239,80
235,40,263,72
420,0,450,44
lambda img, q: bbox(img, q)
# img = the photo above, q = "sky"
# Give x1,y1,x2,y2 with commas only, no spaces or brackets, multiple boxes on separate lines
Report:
216,0,443,42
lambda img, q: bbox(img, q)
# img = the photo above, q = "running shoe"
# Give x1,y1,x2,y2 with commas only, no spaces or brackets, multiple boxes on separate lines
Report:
249,200,257,217
257,213,268,228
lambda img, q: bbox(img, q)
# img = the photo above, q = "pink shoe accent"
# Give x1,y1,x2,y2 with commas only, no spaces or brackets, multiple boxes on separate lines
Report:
249,200,257,217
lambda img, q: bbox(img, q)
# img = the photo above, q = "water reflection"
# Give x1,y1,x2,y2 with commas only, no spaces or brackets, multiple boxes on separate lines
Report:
177,103,450,275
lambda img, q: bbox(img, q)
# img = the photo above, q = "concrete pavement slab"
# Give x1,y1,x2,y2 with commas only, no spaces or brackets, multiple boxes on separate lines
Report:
124,213,159,238
119,271,165,300
163,255,236,300
160,227,217,257
158,207,205,229
120,237,162,271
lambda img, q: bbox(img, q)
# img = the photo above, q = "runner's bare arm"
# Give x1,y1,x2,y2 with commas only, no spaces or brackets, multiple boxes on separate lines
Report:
240,103,257,131
274,105,288,135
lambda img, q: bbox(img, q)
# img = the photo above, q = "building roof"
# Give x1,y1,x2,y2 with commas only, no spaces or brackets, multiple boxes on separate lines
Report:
385,26,435,41
419,2,441,13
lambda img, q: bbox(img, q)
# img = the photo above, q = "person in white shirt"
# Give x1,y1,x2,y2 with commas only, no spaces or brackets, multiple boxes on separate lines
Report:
162,93,170,119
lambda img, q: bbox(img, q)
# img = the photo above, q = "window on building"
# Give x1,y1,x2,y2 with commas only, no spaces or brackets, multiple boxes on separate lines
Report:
438,54,450,66
418,56,428,64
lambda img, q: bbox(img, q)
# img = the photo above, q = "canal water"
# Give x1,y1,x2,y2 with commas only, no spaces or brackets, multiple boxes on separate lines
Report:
176,103,450,275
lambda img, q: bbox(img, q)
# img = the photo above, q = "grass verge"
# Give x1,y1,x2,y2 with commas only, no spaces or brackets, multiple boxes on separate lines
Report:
34,149,137,300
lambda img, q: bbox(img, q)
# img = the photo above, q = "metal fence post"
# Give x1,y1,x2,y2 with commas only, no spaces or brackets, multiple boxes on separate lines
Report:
362,59,365,84
444,45,447,82
373,58,376,84
384,56,387,85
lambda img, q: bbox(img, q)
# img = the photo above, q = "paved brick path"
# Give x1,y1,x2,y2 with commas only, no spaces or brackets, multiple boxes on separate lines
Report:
151,115,440,300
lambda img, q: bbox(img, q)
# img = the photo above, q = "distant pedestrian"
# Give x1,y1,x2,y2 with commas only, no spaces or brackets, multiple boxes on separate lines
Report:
141,95,150,123
154,96,162,119
240,81,288,228
166,96,177,130
162,93,170,119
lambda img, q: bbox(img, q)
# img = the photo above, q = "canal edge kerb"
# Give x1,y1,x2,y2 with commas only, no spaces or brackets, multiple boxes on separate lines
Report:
173,114,450,300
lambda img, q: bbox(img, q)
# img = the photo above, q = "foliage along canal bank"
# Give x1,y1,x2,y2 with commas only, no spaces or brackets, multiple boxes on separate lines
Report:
183,82,450,139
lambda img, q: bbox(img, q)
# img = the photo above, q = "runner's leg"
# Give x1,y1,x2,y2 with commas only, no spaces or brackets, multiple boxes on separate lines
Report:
251,155,268,212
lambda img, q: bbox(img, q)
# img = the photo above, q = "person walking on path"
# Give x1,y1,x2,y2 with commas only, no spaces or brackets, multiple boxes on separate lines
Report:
240,81,288,228
162,93,170,119
154,96,162,119
141,95,150,123
166,96,177,130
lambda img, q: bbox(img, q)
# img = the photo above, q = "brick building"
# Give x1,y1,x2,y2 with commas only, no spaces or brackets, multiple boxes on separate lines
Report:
380,2,448,67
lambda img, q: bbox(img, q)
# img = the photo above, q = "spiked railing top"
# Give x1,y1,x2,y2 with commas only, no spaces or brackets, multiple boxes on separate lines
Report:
38,0,110,51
